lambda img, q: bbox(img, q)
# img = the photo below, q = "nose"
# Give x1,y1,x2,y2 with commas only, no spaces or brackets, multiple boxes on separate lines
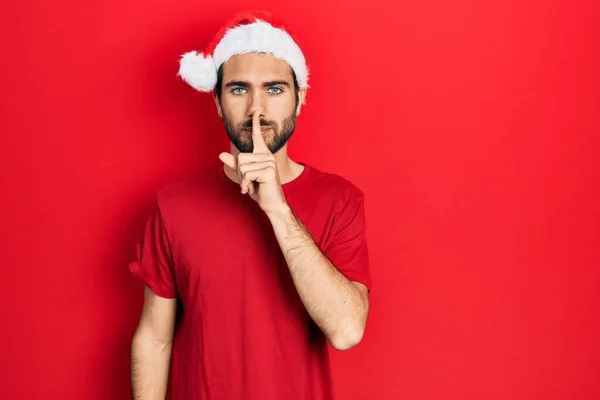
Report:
247,89,266,119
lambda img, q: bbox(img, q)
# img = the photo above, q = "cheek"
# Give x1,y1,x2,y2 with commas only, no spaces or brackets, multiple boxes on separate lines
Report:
270,96,296,119
221,101,245,123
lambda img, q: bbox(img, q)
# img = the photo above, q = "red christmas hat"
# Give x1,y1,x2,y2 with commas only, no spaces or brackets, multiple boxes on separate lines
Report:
177,10,310,92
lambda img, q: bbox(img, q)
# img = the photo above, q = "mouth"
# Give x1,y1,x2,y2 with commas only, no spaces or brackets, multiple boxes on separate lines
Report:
242,127,272,134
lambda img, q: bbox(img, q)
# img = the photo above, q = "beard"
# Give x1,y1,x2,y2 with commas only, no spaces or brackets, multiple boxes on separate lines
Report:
222,110,297,154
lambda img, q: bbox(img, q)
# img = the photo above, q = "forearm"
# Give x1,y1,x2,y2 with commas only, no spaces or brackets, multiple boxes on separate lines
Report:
267,206,369,350
131,328,173,399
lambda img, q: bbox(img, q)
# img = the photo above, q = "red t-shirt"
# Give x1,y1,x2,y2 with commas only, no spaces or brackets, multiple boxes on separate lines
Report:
129,162,372,400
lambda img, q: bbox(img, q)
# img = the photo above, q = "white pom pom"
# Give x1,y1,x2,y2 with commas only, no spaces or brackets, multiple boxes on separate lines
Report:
177,51,217,92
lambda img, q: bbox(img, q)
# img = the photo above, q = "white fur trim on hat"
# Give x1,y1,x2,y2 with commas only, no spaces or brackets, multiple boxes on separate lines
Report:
213,20,309,89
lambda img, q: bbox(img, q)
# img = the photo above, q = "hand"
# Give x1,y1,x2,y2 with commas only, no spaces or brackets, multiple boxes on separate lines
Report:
219,110,289,215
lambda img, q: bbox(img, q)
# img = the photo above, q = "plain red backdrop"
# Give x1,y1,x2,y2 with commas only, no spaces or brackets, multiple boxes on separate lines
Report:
1,0,599,399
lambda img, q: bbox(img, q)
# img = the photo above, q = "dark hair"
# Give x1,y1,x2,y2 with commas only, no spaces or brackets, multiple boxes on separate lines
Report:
214,61,300,106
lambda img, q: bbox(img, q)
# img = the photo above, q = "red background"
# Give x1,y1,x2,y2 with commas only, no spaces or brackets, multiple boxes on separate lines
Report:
1,0,599,399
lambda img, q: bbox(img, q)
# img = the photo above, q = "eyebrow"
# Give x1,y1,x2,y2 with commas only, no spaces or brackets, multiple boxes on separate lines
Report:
224,80,291,88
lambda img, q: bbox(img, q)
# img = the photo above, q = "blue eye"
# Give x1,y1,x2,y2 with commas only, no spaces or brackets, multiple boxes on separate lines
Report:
231,88,246,95
268,87,283,94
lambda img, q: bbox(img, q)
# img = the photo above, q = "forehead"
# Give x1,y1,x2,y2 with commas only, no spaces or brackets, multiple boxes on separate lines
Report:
221,53,294,83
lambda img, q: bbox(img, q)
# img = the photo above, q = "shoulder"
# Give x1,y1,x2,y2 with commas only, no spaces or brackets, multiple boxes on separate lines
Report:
306,164,366,205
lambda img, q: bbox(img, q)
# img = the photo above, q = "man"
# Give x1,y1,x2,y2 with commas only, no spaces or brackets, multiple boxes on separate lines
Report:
129,10,372,400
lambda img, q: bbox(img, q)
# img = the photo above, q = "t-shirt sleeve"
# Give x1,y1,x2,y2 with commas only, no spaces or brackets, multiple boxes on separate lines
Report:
324,189,373,292
128,199,178,299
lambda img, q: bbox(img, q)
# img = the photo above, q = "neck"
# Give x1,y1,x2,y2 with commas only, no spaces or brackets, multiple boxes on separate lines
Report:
223,143,304,185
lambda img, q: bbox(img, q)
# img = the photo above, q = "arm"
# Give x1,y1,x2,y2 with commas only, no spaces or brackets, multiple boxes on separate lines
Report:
219,110,370,350
131,286,177,399
267,206,369,351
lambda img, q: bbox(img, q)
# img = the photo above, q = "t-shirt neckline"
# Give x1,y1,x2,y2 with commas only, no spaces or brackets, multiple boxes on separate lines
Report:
216,160,311,191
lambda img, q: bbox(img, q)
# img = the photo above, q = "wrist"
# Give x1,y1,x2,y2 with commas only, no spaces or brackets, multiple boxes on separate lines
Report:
266,202,293,221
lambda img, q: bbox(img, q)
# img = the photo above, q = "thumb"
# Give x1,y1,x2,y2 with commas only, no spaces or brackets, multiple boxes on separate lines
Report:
219,152,237,171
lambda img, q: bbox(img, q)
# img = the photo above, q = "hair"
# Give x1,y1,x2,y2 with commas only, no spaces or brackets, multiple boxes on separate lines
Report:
214,59,300,106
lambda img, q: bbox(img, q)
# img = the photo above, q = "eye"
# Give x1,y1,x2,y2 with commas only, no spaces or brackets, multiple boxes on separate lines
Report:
231,87,246,95
268,87,283,94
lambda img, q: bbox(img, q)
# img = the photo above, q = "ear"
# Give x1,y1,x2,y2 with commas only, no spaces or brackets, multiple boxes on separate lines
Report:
296,88,307,116
213,90,223,117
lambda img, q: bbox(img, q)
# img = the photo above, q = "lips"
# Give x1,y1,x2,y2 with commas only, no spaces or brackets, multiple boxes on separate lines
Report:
242,127,272,133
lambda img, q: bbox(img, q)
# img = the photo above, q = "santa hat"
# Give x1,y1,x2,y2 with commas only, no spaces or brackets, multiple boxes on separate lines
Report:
177,10,309,93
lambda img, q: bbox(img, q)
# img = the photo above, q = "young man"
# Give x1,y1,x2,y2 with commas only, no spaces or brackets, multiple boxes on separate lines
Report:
129,10,372,400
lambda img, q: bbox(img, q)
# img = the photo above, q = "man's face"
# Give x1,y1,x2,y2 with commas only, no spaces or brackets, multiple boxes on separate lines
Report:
214,53,306,153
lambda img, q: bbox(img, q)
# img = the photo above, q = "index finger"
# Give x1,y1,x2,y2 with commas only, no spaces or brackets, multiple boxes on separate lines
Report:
252,109,270,154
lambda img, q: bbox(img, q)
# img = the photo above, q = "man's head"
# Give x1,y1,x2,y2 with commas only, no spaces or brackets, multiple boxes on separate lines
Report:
177,11,310,153
213,53,306,153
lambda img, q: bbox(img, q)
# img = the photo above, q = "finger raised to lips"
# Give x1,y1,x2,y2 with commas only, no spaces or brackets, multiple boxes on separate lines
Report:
252,109,271,154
